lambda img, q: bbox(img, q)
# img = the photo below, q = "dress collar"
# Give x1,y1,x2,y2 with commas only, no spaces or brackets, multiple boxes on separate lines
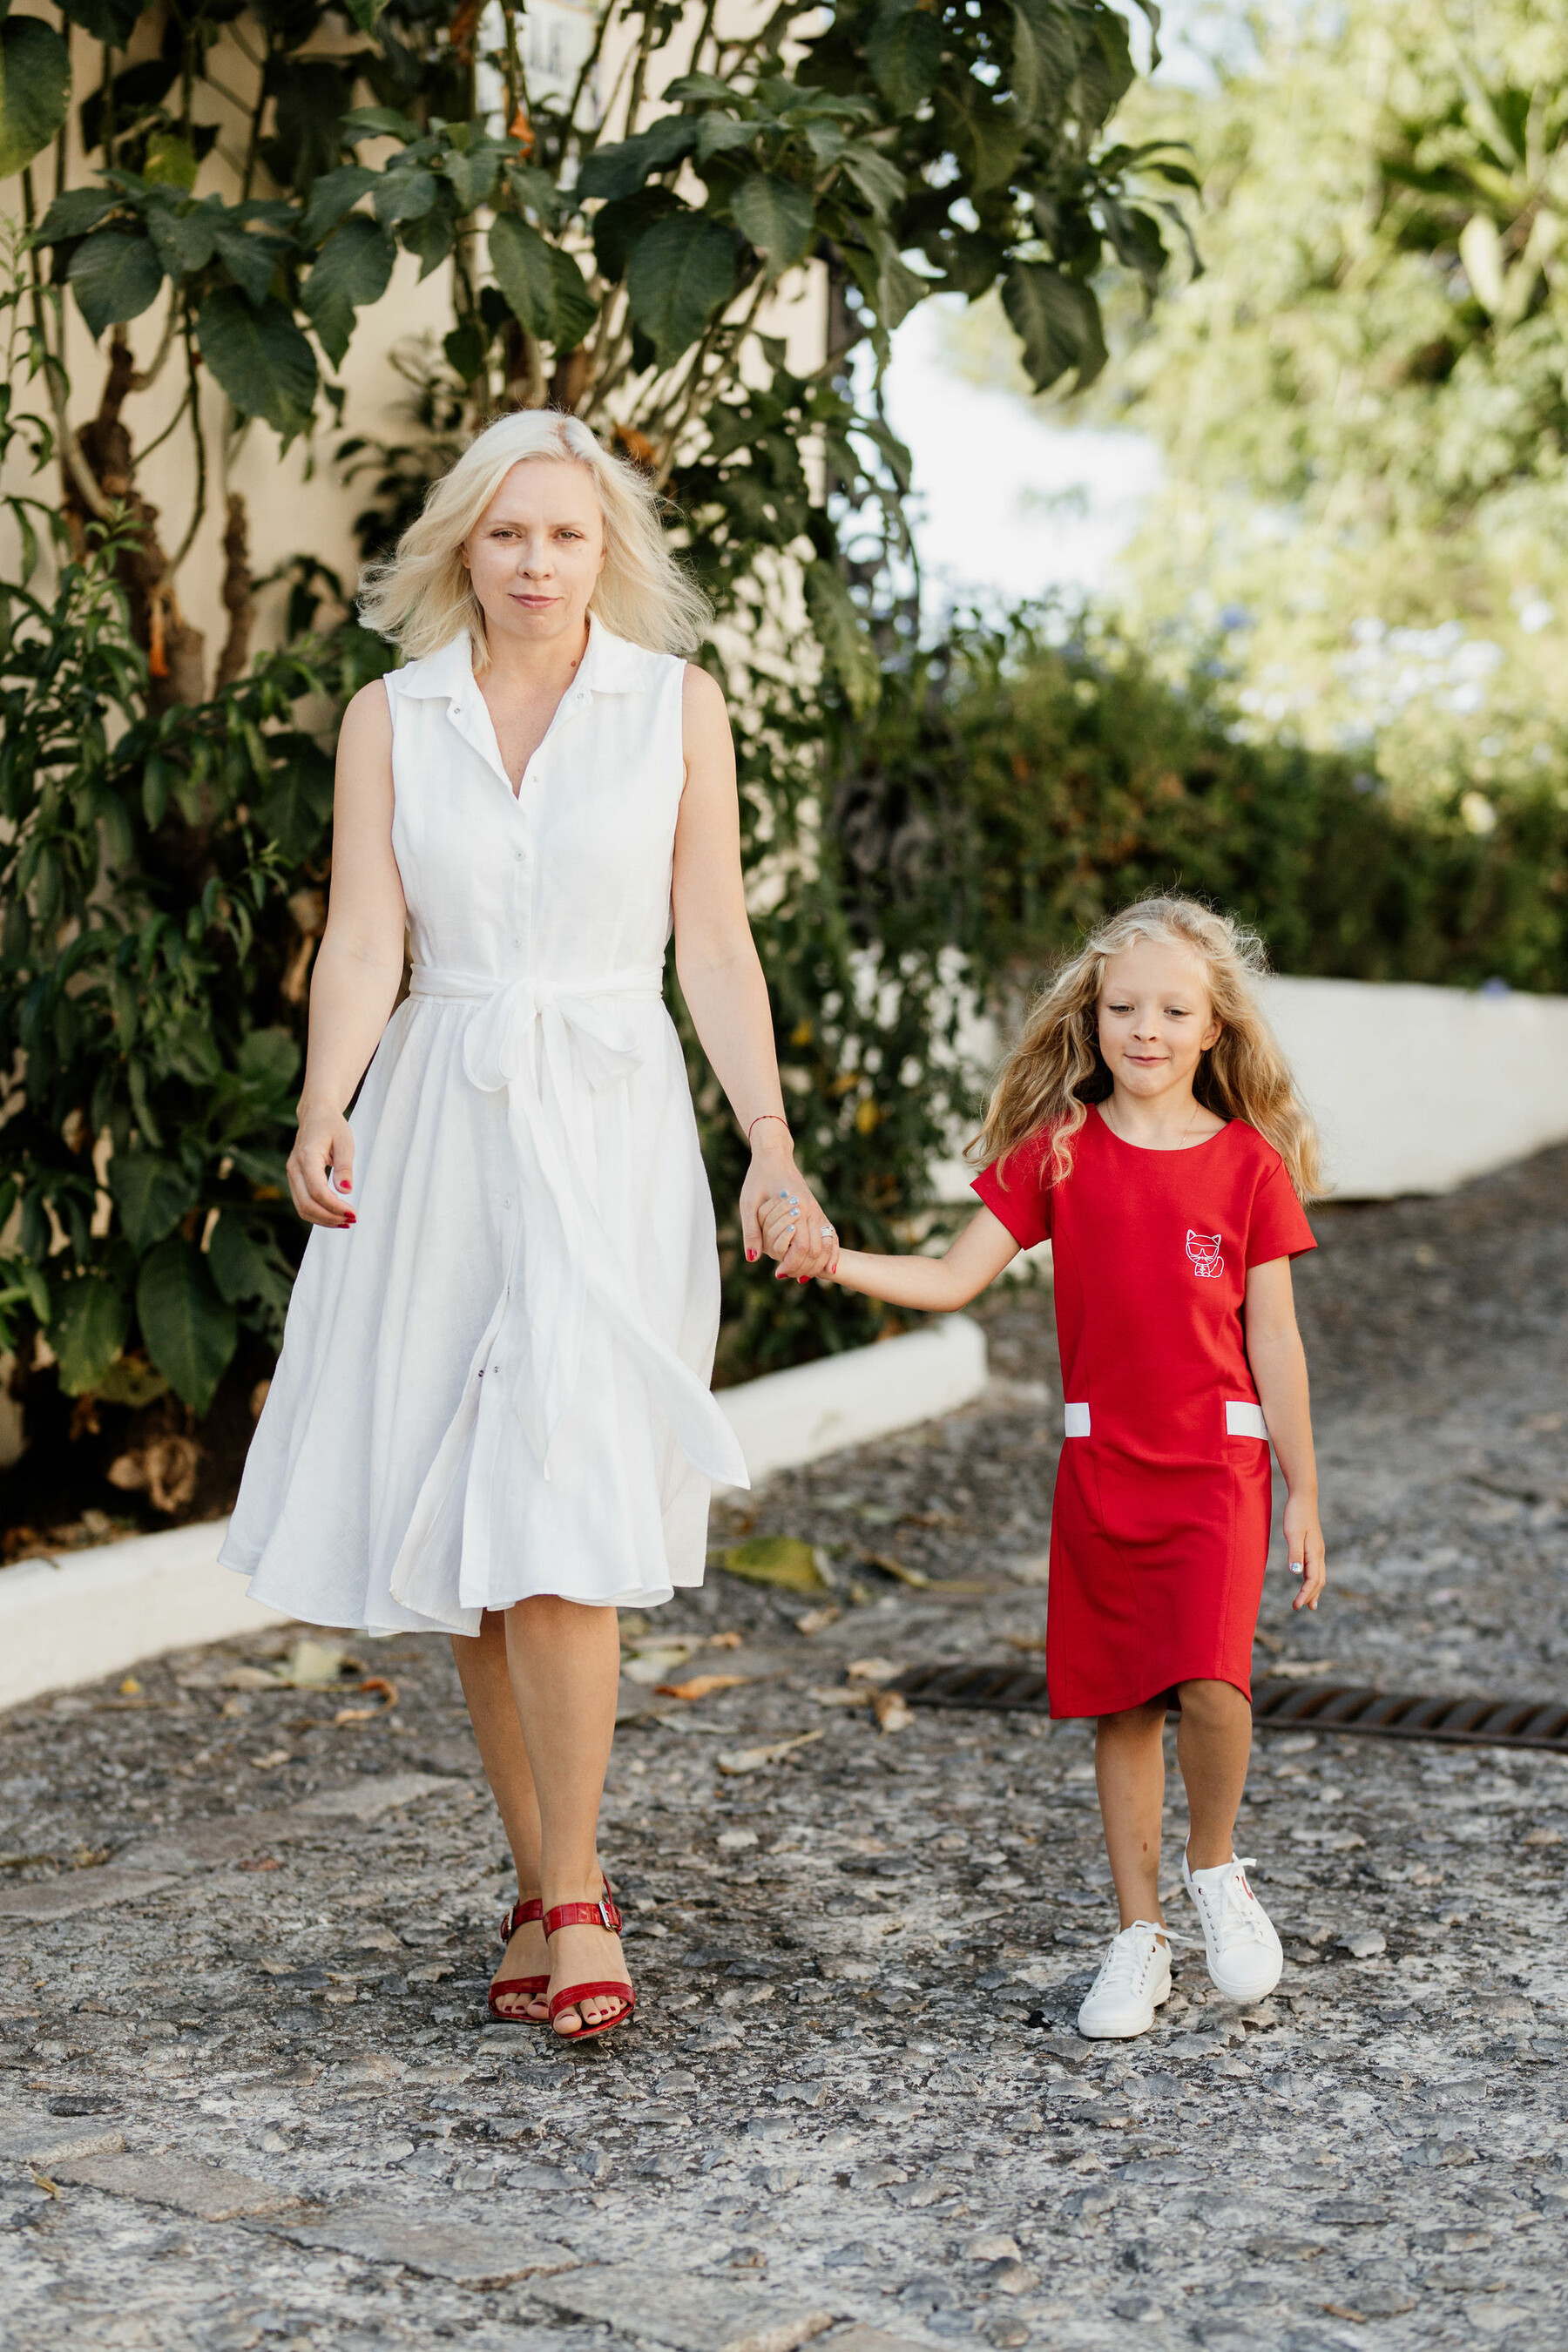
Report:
392,610,665,702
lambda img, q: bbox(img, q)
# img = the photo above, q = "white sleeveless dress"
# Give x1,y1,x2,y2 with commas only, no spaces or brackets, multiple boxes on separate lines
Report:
220,617,749,1636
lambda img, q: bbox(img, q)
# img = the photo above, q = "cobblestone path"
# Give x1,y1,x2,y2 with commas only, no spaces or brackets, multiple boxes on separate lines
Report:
2,1148,1565,2352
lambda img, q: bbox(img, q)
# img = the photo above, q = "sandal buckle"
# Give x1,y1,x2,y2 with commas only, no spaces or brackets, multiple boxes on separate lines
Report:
598,1896,613,1931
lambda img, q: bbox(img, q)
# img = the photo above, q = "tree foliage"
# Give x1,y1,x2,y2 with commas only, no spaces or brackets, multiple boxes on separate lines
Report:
1053,0,1568,808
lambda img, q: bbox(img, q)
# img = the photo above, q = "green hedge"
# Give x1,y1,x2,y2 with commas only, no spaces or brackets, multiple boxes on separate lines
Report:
833,612,1568,991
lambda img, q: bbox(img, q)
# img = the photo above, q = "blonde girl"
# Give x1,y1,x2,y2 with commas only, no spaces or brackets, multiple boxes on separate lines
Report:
762,896,1326,2039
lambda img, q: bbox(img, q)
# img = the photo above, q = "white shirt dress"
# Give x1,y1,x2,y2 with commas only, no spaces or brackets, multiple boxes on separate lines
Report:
219,618,749,1635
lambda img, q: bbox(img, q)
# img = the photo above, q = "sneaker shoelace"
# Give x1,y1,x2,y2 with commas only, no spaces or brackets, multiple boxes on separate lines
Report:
1091,1920,1174,1998
1198,1858,1272,1949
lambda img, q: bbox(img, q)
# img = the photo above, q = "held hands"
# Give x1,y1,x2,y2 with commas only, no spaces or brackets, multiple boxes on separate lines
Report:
287,1105,357,1230
1284,1491,1327,1612
742,1142,837,1283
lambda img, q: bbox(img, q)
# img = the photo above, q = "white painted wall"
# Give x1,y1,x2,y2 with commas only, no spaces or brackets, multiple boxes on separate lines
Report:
935,973,1568,1205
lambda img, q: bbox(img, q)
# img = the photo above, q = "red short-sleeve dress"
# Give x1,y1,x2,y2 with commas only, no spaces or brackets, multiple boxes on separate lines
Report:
973,1108,1316,1717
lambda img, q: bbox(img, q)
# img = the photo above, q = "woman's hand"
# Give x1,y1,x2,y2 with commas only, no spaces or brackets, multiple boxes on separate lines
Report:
287,1105,357,1230
741,1142,836,1282
1283,1490,1326,1612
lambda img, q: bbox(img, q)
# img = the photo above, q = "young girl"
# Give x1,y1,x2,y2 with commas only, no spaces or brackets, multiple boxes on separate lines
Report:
762,896,1327,2038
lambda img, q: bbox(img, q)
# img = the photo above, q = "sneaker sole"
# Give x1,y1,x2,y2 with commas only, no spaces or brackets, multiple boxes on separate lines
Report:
1077,1981,1171,2041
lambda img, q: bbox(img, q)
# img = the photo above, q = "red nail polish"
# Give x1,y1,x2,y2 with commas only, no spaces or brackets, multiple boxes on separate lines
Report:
747,1250,757,1262
344,1213,356,1227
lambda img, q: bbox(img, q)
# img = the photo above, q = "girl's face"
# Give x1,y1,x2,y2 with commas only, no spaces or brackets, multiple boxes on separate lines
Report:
461,459,605,650
1097,939,1222,1101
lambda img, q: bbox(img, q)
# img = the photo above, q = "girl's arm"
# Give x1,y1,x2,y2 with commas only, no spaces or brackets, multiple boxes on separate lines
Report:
760,1203,1022,1312
285,682,409,1229
1245,1255,1327,1612
672,666,834,1280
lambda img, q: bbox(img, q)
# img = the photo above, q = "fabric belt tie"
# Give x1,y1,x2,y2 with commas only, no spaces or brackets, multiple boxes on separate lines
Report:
389,963,749,1619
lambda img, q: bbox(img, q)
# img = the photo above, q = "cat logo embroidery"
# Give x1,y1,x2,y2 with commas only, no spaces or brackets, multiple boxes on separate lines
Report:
1186,1230,1224,1279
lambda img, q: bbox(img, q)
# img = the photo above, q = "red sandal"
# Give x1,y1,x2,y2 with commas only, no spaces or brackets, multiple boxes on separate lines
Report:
544,1889,636,2041
487,1897,549,2024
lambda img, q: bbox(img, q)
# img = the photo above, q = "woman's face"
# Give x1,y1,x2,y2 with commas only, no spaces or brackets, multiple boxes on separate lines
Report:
461,458,605,650
1097,938,1222,1102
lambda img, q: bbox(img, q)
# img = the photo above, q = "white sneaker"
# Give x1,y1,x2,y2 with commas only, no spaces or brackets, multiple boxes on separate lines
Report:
1182,1850,1283,2002
1077,1920,1173,2039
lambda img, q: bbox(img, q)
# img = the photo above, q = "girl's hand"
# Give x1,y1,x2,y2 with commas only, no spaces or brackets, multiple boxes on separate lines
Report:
741,1143,835,1281
1284,1492,1326,1612
287,1106,357,1229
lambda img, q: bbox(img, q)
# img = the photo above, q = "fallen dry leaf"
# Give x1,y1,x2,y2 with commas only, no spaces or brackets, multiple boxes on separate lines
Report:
220,1666,278,1693
720,1536,828,1594
812,1686,874,1708
872,1691,913,1734
621,1645,695,1686
715,1730,824,1775
238,1855,282,1873
30,2173,61,2200
118,1676,142,1696
707,1630,744,1650
1007,1634,1049,1654
794,1606,841,1635
846,1658,902,1685
862,1551,931,1588
653,1673,751,1702
251,1749,291,1770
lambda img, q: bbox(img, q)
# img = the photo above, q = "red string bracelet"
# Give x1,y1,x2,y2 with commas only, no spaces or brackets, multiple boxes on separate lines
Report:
747,1113,792,1148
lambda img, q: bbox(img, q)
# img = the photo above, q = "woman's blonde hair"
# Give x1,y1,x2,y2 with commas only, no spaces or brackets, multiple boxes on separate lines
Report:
977,895,1323,1201
357,410,712,665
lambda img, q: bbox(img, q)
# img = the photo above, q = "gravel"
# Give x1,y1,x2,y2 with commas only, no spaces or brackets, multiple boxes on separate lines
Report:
0,1145,1565,2350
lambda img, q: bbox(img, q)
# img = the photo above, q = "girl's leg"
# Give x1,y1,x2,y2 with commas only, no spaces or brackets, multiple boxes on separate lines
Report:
450,1614,548,2020
1174,1679,1253,1868
504,1594,628,2036
1095,1699,1171,1927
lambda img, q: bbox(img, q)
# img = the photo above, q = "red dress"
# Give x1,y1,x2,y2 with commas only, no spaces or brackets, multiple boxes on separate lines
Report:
973,1109,1316,1717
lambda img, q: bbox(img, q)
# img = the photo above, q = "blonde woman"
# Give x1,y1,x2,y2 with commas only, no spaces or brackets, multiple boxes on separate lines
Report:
760,896,1327,2042
222,413,836,2041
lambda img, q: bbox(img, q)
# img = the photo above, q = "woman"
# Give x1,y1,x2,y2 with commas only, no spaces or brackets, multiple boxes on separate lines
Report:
220,412,836,2040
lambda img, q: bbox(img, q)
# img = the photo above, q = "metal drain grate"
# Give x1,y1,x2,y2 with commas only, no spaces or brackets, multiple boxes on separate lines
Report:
889,1663,1568,1753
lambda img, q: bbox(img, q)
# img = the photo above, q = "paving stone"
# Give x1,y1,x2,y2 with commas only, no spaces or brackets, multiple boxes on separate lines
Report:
0,2115,126,2169
530,2264,835,2352
0,1867,179,1921
52,2151,306,2220
294,1773,460,1821
118,1813,301,1871
268,2203,578,2285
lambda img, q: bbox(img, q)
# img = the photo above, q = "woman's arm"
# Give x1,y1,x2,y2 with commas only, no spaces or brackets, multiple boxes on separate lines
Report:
671,666,834,1280
1244,1254,1326,1612
285,681,409,1230
760,1202,1021,1312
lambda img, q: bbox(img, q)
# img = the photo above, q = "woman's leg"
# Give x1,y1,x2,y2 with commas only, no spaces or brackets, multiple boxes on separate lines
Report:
451,1613,548,2020
504,1594,629,2036
1174,1679,1253,1869
1095,1698,1171,1928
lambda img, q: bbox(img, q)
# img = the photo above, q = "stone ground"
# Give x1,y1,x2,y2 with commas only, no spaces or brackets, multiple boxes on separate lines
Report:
2,1147,1567,2352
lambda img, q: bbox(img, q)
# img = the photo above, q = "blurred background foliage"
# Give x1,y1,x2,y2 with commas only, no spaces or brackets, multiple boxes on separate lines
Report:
943,0,1568,821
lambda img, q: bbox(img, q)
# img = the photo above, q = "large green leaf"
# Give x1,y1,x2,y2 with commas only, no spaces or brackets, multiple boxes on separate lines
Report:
805,561,881,718
547,245,598,350
236,1025,302,1097
1010,0,1079,123
207,1213,274,1307
298,164,379,247
109,1152,196,1253
210,213,286,308
301,214,395,367
52,1275,130,1398
864,0,943,112
489,211,555,337
137,1238,237,1416
1002,259,1107,390
624,212,739,368
372,166,438,229
0,15,70,180
59,0,145,43
196,288,318,440
731,174,816,271
67,230,162,340
578,115,699,204
34,186,120,243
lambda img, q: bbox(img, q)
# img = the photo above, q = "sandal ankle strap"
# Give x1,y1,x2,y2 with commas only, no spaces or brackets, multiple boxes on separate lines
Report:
544,1894,623,1936
499,1896,544,1943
